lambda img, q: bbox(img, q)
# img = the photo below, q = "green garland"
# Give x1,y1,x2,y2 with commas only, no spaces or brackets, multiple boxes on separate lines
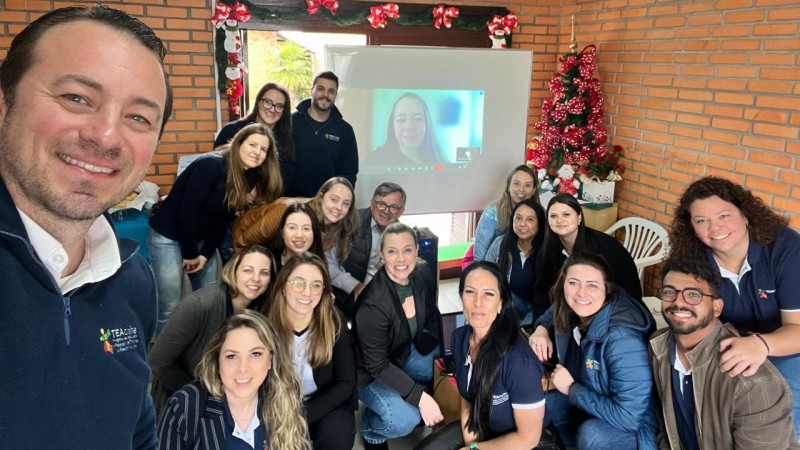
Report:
215,1,510,94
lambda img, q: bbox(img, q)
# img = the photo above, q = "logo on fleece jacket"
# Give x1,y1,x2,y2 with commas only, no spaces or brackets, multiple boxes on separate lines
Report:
99,326,140,354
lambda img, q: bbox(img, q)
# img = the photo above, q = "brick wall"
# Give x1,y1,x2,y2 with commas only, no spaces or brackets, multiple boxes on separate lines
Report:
1,0,797,235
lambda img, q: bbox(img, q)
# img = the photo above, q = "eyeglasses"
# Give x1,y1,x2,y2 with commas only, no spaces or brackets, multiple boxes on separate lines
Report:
287,277,324,295
657,287,714,305
373,200,402,214
261,98,285,112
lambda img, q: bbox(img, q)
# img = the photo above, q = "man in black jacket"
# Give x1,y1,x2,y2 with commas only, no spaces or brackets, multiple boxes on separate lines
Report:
329,182,406,318
288,71,359,197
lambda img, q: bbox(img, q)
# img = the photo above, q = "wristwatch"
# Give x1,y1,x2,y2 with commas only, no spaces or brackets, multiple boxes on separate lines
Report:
469,443,479,449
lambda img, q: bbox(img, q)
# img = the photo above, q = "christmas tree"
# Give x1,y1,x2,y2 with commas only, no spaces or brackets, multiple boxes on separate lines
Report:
528,44,607,195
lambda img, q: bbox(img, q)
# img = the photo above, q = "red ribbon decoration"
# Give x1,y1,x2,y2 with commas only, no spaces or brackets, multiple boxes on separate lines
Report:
432,4,459,29
231,2,251,22
306,0,339,15
211,1,232,28
368,3,399,28
487,13,518,37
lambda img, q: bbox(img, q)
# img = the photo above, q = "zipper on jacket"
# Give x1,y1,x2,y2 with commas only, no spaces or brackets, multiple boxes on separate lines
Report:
1,230,73,345
63,296,72,346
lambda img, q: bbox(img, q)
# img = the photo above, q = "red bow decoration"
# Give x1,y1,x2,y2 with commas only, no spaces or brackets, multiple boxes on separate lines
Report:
231,2,251,22
487,13,518,37
432,4,459,29
306,0,339,15
211,1,232,28
368,3,399,28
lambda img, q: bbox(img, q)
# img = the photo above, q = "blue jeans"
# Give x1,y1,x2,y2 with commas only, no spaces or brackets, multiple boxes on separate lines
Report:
546,390,637,449
148,227,219,334
771,355,800,442
358,345,437,445
512,293,533,325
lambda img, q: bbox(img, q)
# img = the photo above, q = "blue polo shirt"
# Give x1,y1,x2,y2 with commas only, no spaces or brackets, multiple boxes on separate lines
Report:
452,325,546,436
709,227,800,335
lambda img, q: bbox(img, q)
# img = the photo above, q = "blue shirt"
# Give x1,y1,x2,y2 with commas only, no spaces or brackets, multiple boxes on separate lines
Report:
452,326,545,436
710,227,800,335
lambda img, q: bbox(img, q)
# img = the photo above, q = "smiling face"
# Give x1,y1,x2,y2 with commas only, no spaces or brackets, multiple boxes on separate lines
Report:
310,77,337,114
233,252,271,304
392,96,427,160
257,89,286,128
283,263,323,324
282,212,313,256
370,191,404,230
461,268,502,334
513,204,539,242
381,231,417,285
688,195,750,259
508,170,535,206
218,327,271,404
0,21,167,224
548,202,581,240
661,271,722,335
321,182,352,225
237,133,269,170
563,264,607,318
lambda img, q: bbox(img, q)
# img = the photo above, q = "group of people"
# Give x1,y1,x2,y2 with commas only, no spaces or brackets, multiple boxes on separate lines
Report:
2,5,799,450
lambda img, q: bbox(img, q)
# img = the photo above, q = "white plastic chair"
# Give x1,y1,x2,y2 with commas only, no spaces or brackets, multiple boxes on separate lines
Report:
605,217,670,286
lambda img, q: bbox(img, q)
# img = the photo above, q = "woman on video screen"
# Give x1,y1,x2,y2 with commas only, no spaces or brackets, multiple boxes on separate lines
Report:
365,93,445,166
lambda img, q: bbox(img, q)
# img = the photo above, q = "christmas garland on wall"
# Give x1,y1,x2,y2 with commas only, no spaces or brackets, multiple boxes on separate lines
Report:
212,0,515,117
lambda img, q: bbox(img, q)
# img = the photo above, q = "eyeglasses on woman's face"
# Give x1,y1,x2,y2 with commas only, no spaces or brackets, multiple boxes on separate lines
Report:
287,277,324,295
261,97,285,112
657,287,714,305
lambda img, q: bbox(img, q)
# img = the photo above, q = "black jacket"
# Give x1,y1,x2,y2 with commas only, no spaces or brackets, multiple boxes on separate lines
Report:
342,207,373,284
288,99,358,197
148,156,231,259
306,324,358,425
352,262,442,407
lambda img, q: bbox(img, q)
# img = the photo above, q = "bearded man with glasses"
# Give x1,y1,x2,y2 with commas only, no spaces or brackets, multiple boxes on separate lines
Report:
649,258,799,450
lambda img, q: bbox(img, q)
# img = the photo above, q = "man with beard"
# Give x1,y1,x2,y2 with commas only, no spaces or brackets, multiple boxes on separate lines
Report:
649,258,798,450
0,5,171,449
288,71,358,197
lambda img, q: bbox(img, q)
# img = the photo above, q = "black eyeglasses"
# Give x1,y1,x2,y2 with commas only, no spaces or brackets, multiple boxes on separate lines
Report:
373,200,402,214
261,98,285,112
287,277,324,295
657,287,714,305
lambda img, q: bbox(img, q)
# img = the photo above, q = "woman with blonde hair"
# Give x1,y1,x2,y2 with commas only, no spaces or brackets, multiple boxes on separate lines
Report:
269,253,356,450
149,123,283,333
158,310,310,450
149,245,275,414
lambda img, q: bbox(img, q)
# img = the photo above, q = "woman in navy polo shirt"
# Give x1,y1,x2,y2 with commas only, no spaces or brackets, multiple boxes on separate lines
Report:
670,176,800,437
416,261,546,450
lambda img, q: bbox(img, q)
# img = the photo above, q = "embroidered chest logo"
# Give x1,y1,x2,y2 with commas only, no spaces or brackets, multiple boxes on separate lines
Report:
492,392,509,405
324,133,340,142
757,288,768,299
585,358,601,370
99,326,140,354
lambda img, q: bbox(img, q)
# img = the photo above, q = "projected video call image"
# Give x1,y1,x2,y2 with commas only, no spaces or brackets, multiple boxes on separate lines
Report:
353,89,484,169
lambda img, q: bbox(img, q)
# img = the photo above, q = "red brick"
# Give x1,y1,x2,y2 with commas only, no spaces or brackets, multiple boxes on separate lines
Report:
702,129,740,145
742,135,787,152
753,123,799,139
747,80,792,94
711,117,751,132
736,162,777,179
761,68,800,80
721,39,761,50
709,144,747,159
744,177,790,196
677,113,712,126
743,109,789,123
715,92,754,105
699,154,735,170
725,10,765,23
711,25,752,37
754,23,798,35
749,150,793,167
